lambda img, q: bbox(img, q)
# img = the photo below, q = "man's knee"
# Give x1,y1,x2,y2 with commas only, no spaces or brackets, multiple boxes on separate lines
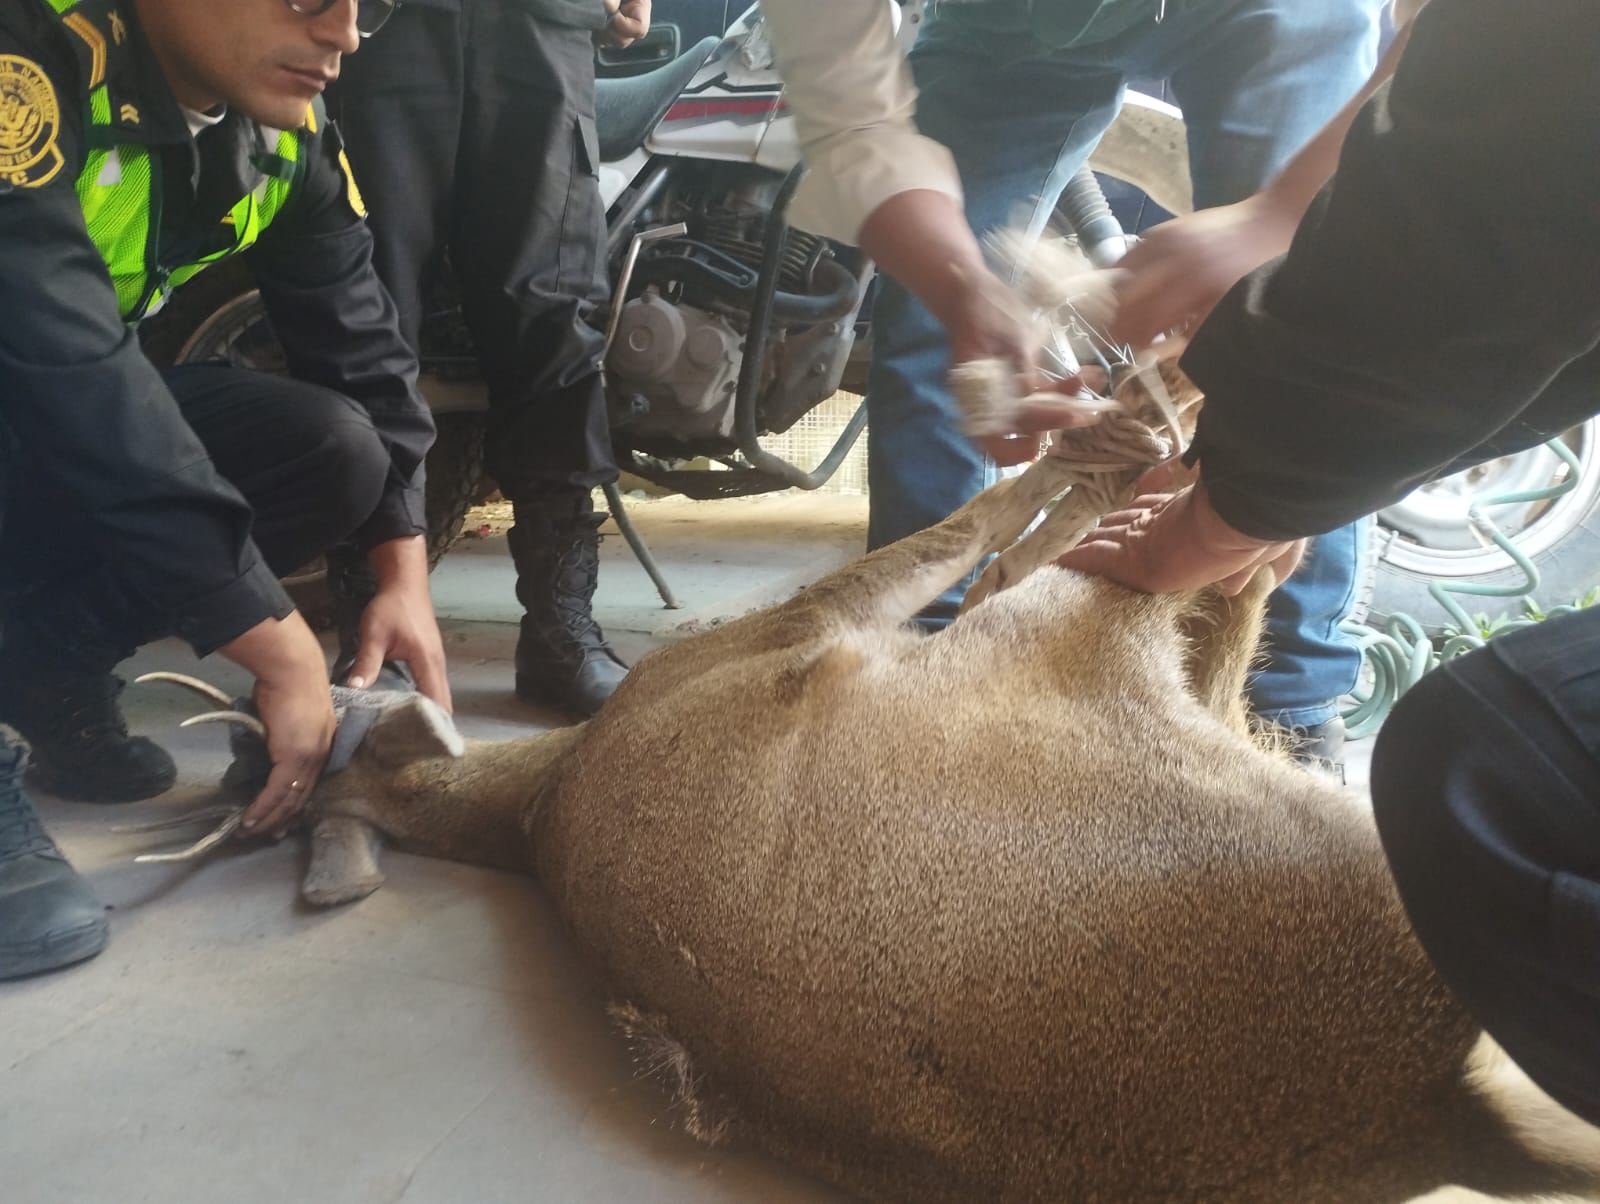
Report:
1370,664,1463,875
1220,0,1383,54
238,384,392,568
296,399,390,541
1372,642,1600,1122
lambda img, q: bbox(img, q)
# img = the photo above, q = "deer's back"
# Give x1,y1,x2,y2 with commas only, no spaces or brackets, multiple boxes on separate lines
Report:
529,622,1517,1201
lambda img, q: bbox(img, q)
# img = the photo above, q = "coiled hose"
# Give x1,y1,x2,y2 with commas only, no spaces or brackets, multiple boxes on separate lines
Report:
1338,438,1582,738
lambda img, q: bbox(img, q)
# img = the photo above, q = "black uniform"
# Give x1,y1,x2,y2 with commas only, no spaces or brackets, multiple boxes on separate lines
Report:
0,1,434,661
0,2,435,669
1178,0,1600,1124
331,0,615,499
331,0,630,716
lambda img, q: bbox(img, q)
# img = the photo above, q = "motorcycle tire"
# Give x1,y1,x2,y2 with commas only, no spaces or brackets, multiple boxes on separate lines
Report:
139,259,486,626
1361,420,1600,637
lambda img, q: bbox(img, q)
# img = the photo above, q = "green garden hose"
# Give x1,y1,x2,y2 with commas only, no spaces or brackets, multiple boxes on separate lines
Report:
1338,439,1583,738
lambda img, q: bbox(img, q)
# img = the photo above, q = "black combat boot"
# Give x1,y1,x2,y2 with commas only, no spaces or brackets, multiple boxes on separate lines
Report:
1272,714,1347,784
509,487,628,717
0,729,109,979
0,626,176,804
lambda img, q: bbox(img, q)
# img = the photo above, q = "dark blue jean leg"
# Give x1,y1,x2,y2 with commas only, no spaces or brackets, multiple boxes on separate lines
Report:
1157,0,1385,207
1245,518,1368,727
1372,608,1600,1126
865,33,1123,616
1146,0,1384,718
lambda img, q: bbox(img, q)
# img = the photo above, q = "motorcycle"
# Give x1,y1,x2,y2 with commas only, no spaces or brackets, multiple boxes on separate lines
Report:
138,0,1191,608
145,0,1595,627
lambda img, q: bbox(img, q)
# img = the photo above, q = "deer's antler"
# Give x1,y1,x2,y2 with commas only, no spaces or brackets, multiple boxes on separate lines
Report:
124,674,265,863
132,671,236,708
114,805,247,864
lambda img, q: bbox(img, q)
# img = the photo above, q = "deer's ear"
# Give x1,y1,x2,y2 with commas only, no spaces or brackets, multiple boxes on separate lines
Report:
363,695,465,767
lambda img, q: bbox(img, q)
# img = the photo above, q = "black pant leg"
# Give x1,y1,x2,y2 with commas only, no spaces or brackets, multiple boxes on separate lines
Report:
454,1,615,495
1372,610,1600,1125
331,6,466,355
0,413,140,652
1,366,389,655
164,365,391,576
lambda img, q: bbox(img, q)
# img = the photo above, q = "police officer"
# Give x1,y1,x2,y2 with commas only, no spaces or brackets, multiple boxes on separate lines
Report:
332,0,649,717
0,0,448,979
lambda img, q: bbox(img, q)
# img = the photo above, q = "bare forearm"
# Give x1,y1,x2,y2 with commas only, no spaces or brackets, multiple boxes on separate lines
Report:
365,534,429,593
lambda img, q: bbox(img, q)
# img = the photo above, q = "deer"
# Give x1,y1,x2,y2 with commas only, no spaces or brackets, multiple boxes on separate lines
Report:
135,357,1600,1204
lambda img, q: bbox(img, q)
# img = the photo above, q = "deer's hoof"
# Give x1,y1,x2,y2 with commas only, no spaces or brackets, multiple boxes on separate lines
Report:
302,815,386,907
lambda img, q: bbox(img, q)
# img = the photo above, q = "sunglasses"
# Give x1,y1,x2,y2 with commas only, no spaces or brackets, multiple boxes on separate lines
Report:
282,0,398,38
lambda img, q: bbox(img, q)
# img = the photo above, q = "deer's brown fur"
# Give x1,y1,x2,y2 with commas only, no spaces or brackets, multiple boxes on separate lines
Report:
301,395,1600,1203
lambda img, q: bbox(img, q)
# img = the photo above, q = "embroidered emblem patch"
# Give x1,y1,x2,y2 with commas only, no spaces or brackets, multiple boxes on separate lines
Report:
0,55,64,188
338,148,367,218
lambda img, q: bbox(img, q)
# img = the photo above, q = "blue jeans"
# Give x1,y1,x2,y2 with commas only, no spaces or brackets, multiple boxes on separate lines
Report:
1372,606,1600,1126
865,0,1384,727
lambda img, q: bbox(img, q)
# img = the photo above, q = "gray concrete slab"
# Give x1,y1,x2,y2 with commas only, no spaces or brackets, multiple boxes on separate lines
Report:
2,492,862,1204
2,489,1397,1204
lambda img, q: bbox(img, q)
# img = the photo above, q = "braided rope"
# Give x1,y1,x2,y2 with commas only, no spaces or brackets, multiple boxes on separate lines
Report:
960,381,1178,611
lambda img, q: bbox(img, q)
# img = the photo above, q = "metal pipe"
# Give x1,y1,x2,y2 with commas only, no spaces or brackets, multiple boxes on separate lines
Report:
602,481,682,610
601,221,691,609
604,221,688,356
605,162,672,259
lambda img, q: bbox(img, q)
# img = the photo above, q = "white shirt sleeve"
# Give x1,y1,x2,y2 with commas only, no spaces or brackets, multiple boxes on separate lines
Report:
758,0,963,245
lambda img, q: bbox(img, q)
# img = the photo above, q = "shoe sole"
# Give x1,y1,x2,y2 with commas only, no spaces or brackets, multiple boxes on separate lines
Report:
514,672,606,718
0,916,109,981
28,758,176,804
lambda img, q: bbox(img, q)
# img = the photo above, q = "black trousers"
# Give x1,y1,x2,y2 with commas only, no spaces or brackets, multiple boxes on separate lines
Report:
1372,607,1600,1126
0,365,390,658
333,1,616,499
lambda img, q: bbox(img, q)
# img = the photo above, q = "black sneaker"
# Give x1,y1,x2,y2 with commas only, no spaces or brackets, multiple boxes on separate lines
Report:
0,734,109,980
0,668,177,803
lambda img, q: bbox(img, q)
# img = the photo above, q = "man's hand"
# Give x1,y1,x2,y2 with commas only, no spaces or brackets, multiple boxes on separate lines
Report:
601,0,651,48
345,535,452,712
218,612,337,839
1108,193,1298,351
944,265,1104,466
1058,472,1306,596
857,190,1101,466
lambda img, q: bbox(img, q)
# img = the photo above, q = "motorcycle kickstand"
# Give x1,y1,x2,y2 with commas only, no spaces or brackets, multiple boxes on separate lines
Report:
602,480,682,610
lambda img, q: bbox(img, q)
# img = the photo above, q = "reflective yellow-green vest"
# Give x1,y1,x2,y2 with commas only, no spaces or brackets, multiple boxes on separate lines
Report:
43,0,316,322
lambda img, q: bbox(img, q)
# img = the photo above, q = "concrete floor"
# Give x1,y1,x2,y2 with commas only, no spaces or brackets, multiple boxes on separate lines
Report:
2,491,1379,1204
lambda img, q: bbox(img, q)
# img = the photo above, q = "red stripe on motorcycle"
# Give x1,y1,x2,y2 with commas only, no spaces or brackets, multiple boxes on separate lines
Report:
663,98,786,122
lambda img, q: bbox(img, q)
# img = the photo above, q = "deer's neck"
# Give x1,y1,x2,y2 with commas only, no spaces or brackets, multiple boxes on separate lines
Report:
380,725,586,874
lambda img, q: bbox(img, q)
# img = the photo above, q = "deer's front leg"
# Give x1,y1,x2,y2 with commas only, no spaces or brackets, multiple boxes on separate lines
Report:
763,456,1080,637
960,471,1139,613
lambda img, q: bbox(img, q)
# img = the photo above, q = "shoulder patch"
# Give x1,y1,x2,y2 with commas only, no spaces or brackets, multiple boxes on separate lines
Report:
337,147,366,218
0,55,65,188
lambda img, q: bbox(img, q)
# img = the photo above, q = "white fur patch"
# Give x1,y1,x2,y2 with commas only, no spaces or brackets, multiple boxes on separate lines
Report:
1402,1188,1588,1203
416,695,466,759
1466,1033,1600,1177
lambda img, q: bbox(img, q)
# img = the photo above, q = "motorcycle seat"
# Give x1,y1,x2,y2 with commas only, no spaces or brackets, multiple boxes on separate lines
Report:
595,36,720,162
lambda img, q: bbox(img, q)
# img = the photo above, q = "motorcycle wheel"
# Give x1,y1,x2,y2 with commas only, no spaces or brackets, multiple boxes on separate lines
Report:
1364,420,1600,635
139,259,486,626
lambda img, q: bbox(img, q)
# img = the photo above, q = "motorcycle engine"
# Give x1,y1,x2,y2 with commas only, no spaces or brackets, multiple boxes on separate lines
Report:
607,170,852,449
607,285,744,439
